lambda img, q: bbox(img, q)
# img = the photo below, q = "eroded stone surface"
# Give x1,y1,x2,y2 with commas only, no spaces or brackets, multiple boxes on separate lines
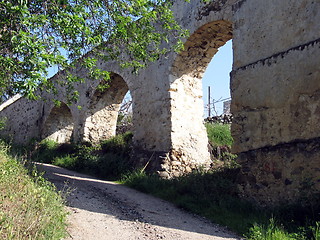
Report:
83,73,128,142
0,0,319,205
41,102,74,143
231,40,320,153
233,0,320,68
237,138,320,205
231,0,320,204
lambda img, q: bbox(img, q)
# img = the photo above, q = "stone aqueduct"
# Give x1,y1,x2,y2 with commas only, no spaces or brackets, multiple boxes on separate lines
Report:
1,0,319,206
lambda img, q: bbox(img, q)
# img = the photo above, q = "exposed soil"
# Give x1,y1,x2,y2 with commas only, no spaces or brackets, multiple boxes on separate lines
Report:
36,163,241,240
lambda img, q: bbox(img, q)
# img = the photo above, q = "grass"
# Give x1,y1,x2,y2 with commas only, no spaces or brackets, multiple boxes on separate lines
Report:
246,218,299,240
28,125,320,239
0,140,67,239
205,123,233,147
120,167,263,235
206,123,237,166
32,132,134,180
119,166,262,235
120,169,320,239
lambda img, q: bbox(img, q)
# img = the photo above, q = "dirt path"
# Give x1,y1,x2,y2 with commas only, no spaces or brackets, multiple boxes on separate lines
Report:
36,163,241,240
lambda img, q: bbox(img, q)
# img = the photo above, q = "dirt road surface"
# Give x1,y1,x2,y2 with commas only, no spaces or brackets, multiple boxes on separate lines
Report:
36,163,241,240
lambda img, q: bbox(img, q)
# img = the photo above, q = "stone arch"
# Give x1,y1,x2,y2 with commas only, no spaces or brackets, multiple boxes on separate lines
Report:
41,102,74,143
171,20,232,77
83,73,129,143
167,20,233,170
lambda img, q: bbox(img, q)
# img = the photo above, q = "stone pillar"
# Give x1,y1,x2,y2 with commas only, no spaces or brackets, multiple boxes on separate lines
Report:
164,20,232,177
128,65,174,173
131,19,233,178
232,0,320,205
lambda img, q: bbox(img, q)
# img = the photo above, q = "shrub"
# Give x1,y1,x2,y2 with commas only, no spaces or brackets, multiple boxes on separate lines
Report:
54,154,78,169
32,139,61,163
0,117,6,130
100,131,133,155
246,218,301,240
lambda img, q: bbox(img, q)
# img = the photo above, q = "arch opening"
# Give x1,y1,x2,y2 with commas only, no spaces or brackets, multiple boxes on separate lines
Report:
203,40,232,117
169,20,233,167
41,102,74,143
116,91,133,135
84,73,129,143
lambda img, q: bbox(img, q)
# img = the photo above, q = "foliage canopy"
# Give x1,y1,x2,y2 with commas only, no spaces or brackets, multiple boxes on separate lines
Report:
0,0,188,102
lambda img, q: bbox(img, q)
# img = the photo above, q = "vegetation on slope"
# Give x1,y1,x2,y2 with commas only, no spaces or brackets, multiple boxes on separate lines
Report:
0,141,67,240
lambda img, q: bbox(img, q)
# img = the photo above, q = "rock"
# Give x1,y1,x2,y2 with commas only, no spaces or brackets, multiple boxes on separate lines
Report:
172,171,181,178
171,161,181,166
158,171,170,179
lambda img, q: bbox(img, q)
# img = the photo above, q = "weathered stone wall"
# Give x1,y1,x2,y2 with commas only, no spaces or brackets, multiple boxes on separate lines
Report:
0,0,319,206
0,0,237,178
231,0,320,205
0,96,43,143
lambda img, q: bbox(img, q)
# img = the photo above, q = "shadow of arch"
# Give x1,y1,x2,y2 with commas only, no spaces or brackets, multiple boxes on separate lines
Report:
41,102,74,143
84,73,129,143
167,20,233,165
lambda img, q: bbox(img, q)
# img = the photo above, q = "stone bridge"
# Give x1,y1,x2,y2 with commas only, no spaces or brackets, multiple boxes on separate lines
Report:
1,0,319,206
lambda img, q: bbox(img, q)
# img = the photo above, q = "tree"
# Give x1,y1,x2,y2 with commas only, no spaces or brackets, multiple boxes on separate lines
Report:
0,0,188,102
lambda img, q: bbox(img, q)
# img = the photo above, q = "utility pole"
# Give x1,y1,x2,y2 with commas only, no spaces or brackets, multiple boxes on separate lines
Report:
208,86,211,117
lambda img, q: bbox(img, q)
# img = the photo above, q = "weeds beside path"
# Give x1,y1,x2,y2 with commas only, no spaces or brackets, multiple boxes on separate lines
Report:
0,143,67,239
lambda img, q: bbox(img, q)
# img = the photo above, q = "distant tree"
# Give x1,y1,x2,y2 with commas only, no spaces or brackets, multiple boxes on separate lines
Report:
0,0,188,102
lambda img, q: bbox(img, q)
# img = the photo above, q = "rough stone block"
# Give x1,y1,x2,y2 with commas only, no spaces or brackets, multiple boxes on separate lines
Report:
237,137,320,205
231,41,320,153
233,0,320,68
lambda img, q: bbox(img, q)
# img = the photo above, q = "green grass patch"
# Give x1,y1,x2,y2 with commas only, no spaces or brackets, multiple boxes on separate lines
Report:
0,141,67,239
246,218,303,240
205,123,233,147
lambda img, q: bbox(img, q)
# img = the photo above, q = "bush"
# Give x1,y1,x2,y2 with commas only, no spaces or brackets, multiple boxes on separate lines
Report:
100,131,133,155
0,117,6,130
32,139,62,163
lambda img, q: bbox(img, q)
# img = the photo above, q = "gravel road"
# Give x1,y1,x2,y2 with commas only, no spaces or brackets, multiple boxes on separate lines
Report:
36,163,241,240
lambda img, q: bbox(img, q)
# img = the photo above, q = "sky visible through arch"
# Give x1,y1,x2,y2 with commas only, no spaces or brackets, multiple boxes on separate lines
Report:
202,40,232,117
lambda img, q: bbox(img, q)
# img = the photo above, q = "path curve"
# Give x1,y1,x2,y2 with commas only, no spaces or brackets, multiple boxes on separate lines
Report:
36,163,241,240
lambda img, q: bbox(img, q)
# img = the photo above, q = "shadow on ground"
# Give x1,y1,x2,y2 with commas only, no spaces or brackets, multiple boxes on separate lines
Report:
36,163,239,239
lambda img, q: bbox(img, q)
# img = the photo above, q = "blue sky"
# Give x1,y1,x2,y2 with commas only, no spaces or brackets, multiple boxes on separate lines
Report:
202,40,232,116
